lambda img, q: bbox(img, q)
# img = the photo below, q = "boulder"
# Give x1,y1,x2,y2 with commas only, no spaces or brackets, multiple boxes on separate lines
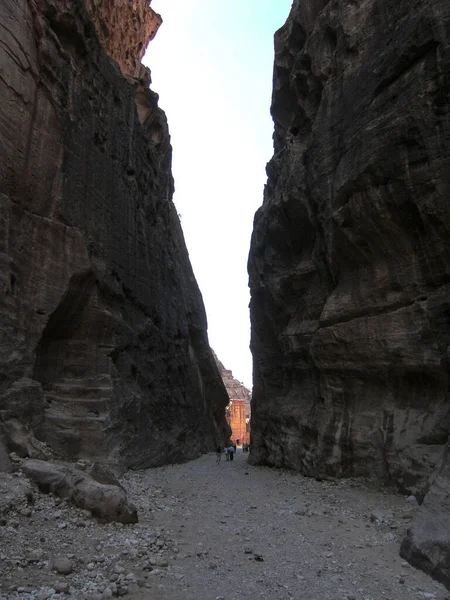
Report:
401,445,450,589
22,459,137,524
0,473,33,516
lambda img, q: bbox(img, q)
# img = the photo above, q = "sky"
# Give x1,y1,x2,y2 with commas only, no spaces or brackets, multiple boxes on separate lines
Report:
144,0,293,389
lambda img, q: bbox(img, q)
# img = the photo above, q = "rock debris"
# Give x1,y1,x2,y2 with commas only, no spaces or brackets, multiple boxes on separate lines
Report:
1,451,449,600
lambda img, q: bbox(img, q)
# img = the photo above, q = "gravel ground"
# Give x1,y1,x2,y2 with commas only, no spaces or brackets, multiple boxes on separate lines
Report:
0,449,449,600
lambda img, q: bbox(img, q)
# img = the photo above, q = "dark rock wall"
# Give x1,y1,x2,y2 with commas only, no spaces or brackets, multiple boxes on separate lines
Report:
0,0,229,470
401,442,450,589
248,0,450,496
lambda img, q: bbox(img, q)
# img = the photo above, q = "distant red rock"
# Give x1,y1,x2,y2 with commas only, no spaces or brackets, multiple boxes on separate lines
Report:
213,351,251,445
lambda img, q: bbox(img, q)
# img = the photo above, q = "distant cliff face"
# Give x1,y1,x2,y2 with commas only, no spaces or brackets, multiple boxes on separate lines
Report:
0,0,229,471
249,0,450,489
213,352,251,444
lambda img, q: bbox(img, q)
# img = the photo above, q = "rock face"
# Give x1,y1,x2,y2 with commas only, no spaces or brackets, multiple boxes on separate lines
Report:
249,0,450,587
85,0,162,83
248,0,450,490
213,352,251,445
0,0,229,472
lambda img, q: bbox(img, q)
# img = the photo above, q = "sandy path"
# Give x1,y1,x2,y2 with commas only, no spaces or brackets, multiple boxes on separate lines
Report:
127,450,448,600
1,451,448,600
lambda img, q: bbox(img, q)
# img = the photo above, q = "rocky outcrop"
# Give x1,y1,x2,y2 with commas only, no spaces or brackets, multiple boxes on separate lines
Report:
248,0,450,491
85,0,161,84
22,459,138,524
0,0,229,472
213,352,251,444
400,446,450,589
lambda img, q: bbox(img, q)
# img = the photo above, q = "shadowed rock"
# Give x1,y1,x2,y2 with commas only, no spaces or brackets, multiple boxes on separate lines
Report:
248,0,450,495
0,0,229,469
401,444,450,589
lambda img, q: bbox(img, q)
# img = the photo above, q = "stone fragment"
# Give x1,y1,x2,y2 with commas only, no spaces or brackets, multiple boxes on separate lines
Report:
52,557,74,575
0,474,32,517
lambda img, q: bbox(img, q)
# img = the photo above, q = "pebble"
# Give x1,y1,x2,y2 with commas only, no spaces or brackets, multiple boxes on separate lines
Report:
51,557,74,575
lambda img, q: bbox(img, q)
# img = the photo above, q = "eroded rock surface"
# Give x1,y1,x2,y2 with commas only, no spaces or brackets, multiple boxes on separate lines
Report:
249,0,450,491
0,0,229,471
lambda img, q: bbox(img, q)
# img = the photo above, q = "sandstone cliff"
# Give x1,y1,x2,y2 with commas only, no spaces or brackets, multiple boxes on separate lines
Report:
213,352,251,444
248,0,450,582
0,0,230,472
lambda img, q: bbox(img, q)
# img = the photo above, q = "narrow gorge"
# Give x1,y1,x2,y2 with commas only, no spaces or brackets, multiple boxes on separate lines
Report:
0,0,449,596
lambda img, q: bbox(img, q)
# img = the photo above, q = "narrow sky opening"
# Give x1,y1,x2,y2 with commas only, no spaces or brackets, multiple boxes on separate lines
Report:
144,0,293,389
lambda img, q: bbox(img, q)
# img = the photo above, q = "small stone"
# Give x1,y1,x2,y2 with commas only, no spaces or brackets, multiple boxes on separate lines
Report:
52,557,74,575
117,586,128,596
28,548,44,562
54,582,70,594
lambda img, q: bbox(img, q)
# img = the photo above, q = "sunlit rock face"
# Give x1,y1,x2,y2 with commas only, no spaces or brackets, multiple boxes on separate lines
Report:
248,0,450,492
213,352,251,445
85,0,161,84
0,0,229,472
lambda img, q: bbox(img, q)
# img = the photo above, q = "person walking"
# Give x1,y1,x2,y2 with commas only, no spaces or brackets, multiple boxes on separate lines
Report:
216,446,222,464
229,445,235,461
225,447,230,461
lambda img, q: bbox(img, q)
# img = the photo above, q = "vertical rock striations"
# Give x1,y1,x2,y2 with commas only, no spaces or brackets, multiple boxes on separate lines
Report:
249,0,450,490
249,0,450,587
0,0,229,471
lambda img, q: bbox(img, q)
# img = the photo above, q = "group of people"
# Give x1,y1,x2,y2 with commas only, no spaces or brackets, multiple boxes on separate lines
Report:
215,444,237,463
215,443,251,463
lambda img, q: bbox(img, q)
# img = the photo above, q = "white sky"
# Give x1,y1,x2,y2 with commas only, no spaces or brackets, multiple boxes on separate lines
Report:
144,0,293,389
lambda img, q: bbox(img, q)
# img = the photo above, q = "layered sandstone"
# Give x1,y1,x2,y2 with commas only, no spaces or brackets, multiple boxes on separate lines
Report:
249,0,450,585
213,352,251,445
0,0,229,472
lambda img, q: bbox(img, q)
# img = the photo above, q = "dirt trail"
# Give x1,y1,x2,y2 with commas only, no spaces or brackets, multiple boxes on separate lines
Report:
1,450,449,600
128,450,448,600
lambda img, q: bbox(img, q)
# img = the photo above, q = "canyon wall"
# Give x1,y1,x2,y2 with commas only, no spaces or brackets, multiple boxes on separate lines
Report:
248,0,450,585
249,0,449,490
0,0,230,472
